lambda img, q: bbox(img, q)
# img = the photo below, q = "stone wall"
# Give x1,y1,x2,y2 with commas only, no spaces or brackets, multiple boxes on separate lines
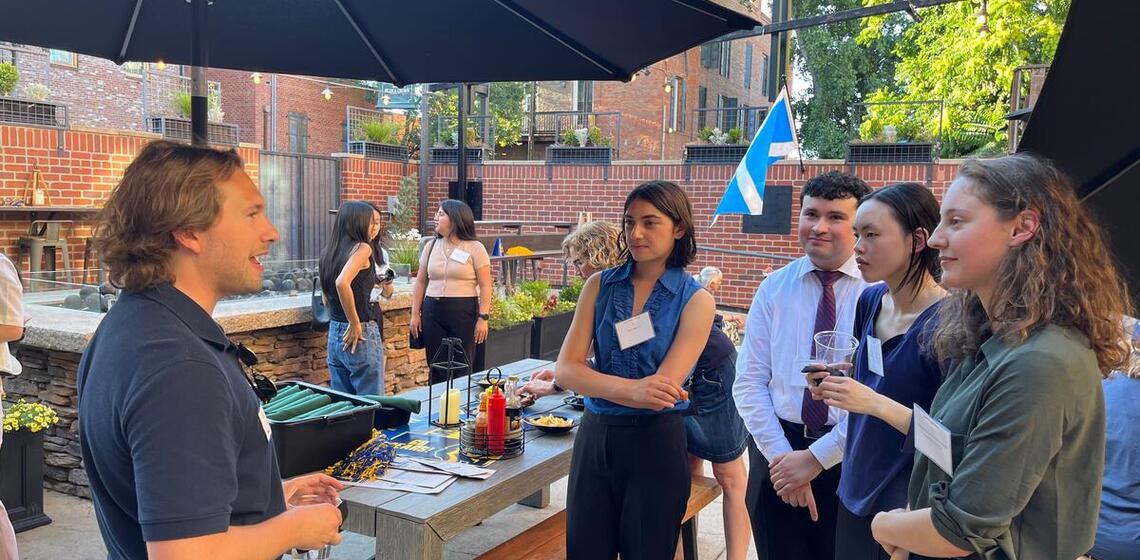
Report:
4,305,428,499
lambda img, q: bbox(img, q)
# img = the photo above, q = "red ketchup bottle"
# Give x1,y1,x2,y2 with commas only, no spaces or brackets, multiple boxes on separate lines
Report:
487,385,507,454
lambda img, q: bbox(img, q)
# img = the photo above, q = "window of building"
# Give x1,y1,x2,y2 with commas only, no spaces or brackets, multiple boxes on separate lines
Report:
761,54,770,96
574,81,593,113
719,41,731,78
121,61,144,78
678,80,687,133
49,49,77,68
718,95,739,131
288,112,309,154
697,86,708,130
744,44,753,90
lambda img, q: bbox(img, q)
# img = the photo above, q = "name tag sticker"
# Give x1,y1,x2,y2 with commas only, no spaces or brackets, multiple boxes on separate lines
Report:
258,407,273,442
867,336,885,376
913,404,954,476
615,312,655,350
450,248,471,263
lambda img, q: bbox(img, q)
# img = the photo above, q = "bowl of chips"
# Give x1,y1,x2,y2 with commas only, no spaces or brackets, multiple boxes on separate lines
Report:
523,413,579,434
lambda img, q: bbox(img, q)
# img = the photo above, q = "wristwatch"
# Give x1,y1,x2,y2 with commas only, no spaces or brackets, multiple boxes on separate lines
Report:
478,312,490,320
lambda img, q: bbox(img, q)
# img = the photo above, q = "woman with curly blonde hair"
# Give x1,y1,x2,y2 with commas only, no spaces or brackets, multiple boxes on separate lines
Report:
562,220,624,276
871,153,1131,560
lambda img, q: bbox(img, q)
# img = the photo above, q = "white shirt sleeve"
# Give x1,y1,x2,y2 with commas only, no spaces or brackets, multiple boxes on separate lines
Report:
733,280,793,462
808,411,846,469
0,255,22,327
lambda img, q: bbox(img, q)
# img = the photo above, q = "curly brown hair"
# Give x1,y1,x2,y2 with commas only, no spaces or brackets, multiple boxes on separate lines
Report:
562,221,623,272
96,140,243,292
933,153,1131,375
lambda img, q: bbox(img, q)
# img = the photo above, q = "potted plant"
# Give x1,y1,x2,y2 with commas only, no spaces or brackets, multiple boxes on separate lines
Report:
430,126,484,164
147,92,239,145
1,400,60,532
0,63,18,97
848,111,937,163
0,67,64,129
684,126,750,164
524,279,578,361
387,229,422,283
546,125,614,165
476,292,536,370
348,120,409,162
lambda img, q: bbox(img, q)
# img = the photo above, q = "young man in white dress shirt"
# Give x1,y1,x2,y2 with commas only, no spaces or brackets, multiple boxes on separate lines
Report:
733,171,871,560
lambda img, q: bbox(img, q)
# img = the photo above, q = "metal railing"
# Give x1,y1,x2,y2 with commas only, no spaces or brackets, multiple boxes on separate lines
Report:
431,114,496,149
551,111,621,148
1008,64,1049,152
520,111,561,136
0,96,68,129
691,106,767,141
848,100,943,163
147,116,240,146
699,245,797,263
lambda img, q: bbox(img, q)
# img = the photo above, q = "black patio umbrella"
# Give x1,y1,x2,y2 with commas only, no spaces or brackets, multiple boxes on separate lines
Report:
1018,0,1140,305
0,0,757,142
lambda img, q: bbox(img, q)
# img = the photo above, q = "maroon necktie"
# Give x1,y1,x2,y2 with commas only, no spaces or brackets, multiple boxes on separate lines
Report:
801,269,843,433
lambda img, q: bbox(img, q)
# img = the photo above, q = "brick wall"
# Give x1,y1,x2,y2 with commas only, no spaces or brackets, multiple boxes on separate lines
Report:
426,161,958,309
213,70,373,156
0,125,260,276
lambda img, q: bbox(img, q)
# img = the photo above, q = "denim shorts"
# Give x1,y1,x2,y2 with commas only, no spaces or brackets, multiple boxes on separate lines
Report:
684,351,749,463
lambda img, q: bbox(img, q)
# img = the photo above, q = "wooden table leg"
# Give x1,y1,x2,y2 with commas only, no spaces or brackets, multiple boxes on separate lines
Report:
517,485,550,508
374,514,444,560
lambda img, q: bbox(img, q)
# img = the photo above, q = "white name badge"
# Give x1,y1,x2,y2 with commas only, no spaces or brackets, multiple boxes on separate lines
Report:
615,312,655,350
450,248,471,264
867,336,885,376
913,404,953,476
258,406,273,442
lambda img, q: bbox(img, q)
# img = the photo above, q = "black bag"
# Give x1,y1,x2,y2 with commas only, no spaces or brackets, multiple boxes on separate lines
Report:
311,278,330,332
408,239,437,350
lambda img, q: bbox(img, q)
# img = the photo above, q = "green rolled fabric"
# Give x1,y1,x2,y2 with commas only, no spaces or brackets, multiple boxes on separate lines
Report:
359,395,422,414
267,394,332,421
273,384,303,400
289,401,354,422
263,389,314,413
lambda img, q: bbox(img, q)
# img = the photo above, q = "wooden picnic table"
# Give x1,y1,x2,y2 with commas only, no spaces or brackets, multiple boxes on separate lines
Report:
340,358,580,560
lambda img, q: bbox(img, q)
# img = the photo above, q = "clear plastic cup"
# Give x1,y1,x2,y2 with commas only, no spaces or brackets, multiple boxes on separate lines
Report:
813,330,859,374
288,494,340,559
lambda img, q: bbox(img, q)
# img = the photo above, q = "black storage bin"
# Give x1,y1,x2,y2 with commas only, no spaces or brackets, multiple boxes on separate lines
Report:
269,381,379,477
373,406,413,429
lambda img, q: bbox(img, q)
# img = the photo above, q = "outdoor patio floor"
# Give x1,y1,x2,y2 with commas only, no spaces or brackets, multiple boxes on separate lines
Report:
16,460,759,559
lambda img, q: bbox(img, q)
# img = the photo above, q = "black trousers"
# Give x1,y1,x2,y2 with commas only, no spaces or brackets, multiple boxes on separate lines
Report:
422,296,478,383
745,421,842,560
835,501,890,560
566,411,690,560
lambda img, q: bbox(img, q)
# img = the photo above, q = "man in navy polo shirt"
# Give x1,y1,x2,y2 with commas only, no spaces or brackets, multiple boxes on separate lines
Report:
78,141,344,559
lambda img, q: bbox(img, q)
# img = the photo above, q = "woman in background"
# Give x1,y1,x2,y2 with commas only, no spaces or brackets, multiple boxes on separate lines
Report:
319,201,387,395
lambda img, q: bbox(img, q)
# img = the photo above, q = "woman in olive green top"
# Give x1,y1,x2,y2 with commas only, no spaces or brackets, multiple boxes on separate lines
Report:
870,154,1132,559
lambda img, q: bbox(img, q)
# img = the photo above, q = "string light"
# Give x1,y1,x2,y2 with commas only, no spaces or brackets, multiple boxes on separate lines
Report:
155,60,166,71
250,72,263,85
321,87,333,101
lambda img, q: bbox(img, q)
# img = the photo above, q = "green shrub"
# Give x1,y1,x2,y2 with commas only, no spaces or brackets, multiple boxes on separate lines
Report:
698,126,714,143
0,63,19,96
560,128,579,147
518,280,550,303
559,277,584,302
588,126,612,147
726,127,744,144
359,120,401,144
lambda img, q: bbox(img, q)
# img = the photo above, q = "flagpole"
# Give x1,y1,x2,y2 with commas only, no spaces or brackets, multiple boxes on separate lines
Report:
781,77,806,175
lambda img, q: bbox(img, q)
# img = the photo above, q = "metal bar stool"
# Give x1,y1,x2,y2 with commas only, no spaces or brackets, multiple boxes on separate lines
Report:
17,220,75,285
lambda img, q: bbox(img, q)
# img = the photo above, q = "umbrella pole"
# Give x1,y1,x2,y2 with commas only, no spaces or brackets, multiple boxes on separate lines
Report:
457,83,468,197
190,0,209,147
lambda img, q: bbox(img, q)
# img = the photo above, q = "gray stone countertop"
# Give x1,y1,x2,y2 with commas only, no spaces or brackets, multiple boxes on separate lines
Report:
21,286,415,355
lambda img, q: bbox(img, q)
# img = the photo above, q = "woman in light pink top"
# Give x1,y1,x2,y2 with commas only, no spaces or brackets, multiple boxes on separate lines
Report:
409,199,492,382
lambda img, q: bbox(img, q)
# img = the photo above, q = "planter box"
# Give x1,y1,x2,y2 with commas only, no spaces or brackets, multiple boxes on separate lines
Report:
846,142,935,164
146,116,240,146
683,143,749,164
0,429,52,532
475,321,533,371
431,147,485,164
347,140,409,162
0,97,65,129
530,311,573,361
545,145,613,165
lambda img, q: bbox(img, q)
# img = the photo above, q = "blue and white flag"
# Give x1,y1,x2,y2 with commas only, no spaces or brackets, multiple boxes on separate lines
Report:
712,89,798,224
